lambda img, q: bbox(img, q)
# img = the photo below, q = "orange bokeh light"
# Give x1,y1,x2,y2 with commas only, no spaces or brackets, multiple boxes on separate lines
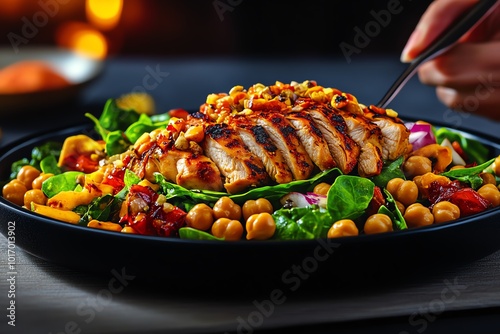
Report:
56,22,108,60
86,0,123,31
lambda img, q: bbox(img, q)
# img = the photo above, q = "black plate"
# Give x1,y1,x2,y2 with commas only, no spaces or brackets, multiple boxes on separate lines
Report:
1,123,500,287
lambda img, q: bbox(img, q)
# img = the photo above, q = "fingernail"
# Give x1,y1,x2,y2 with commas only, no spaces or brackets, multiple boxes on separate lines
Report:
436,87,458,105
400,29,421,63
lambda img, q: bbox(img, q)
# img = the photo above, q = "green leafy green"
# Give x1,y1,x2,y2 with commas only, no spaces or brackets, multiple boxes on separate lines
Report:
327,175,375,222
40,155,62,175
41,171,84,198
76,194,121,226
371,156,405,188
86,99,170,156
273,205,332,240
124,113,170,144
381,189,407,231
179,227,223,241
440,158,495,189
155,168,342,207
10,141,62,179
435,127,489,164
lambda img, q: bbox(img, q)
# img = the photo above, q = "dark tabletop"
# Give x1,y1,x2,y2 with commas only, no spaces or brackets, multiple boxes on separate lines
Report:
1,55,500,334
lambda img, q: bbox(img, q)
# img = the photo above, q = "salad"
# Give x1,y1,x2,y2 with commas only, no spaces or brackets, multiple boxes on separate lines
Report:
2,80,500,241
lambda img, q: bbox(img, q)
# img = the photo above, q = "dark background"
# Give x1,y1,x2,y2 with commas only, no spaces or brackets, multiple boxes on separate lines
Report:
0,0,434,59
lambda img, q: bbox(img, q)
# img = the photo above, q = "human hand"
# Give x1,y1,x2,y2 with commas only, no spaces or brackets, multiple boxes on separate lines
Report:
401,0,500,121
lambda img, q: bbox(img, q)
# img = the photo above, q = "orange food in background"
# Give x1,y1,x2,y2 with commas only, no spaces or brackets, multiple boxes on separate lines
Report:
0,61,70,94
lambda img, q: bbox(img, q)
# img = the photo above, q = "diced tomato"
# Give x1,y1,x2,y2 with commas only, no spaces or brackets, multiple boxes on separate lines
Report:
367,186,385,216
63,154,99,173
120,184,186,237
102,167,126,194
451,141,468,161
448,188,492,217
169,108,189,120
427,180,491,217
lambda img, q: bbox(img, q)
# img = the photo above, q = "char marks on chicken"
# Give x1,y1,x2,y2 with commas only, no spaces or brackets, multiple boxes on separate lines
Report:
128,81,411,194
204,123,270,194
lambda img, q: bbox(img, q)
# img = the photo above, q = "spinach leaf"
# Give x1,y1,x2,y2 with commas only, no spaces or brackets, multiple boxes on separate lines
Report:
155,168,342,206
371,156,405,188
440,158,495,189
40,155,62,175
105,130,131,157
226,168,342,205
435,128,489,164
273,205,332,240
97,99,141,134
179,227,223,241
10,141,62,179
124,113,170,144
327,175,375,222
41,171,84,198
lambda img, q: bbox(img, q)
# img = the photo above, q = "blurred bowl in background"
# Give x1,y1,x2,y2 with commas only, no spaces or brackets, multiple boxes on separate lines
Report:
0,46,103,115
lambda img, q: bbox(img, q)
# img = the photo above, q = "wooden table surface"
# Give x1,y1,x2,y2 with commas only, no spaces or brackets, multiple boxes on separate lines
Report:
1,55,500,334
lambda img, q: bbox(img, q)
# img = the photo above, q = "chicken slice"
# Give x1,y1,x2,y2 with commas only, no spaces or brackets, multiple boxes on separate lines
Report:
230,115,293,184
252,112,314,180
285,111,337,171
329,107,384,177
297,100,360,174
136,147,224,192
204,123,270,194
362,105,411,161
176,154,224,191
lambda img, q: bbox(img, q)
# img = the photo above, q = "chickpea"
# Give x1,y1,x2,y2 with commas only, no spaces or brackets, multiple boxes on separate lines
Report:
212,197,241,220
432,201,460,224
413,172,450,199
364,214,393,234
404,203,434,228
479,172,496,186
185,203,214,231
246,213,276,240
450,165,466,171
2,180,28,206
211,218,243,241
32,173,54,190
386,178,419,207
23,189,47,208
16,165,40,190
327,219,359,238
477,184,500,207
242,198,273,221
403,156,432,179
313,182,331,196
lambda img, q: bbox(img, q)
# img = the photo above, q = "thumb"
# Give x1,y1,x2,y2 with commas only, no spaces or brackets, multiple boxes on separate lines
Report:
401,0,478,63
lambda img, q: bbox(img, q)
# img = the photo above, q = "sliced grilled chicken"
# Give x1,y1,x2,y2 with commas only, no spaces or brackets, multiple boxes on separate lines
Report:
176,154,224,191
135,147,224,192
296,100,360,174
285,111,337,171
328,107,384,177
204,123,270,194
230,115,293,184
252,112,315,180
362,105,411,161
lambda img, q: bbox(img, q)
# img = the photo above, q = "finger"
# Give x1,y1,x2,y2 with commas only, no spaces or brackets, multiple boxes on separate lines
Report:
436,86,500,121
401,0,478,62
417,42,500,89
